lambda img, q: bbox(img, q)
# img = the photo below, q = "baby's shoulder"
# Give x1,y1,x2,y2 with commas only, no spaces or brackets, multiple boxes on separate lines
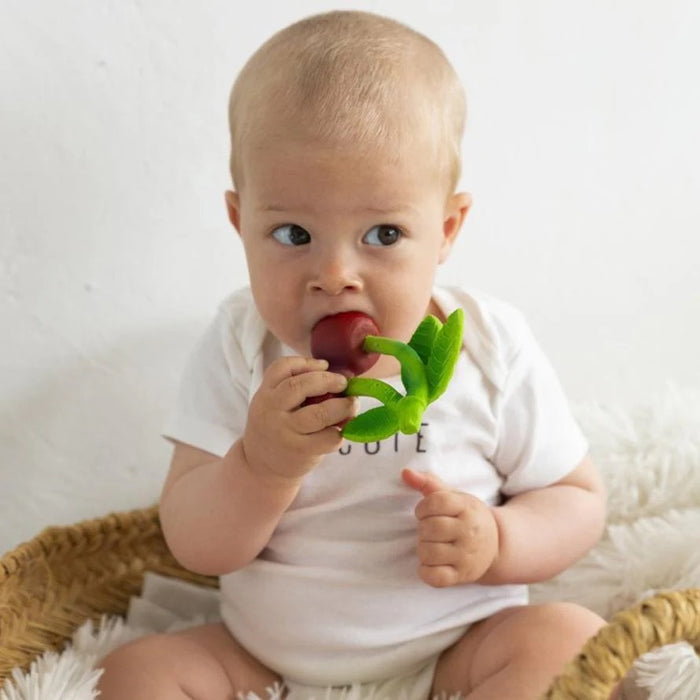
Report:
214,286,270,365
217,286,256,323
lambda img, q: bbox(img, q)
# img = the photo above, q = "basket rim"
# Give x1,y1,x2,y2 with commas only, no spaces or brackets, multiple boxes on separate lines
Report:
0,503,160,583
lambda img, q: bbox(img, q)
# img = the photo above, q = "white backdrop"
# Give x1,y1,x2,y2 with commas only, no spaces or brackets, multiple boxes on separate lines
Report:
2,0,699,553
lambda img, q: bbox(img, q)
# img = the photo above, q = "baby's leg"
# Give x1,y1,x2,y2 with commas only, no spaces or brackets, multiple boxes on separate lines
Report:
96,622,282,699
432,602,617,700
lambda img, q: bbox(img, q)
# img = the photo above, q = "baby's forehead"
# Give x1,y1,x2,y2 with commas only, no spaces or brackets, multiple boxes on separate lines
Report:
234,111,451,199
245,118,438,177
238,133,449,215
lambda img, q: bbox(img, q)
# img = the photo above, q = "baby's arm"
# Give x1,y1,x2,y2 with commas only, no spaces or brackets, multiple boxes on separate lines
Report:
402,455,606,587
483,455,606,583
160,356,356,576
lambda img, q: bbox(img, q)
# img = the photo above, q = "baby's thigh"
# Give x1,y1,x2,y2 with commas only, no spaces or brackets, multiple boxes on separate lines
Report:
433,602,605,694
96,622,281,700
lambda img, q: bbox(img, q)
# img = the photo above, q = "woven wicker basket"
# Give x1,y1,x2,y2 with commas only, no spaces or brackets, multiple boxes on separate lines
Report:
1,507,699,699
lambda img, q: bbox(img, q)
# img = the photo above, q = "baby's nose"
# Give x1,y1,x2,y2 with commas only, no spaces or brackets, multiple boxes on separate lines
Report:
309,253,361,295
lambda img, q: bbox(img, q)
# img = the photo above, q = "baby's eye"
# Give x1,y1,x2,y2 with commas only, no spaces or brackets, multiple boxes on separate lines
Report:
271,224,311,246
363,225,402,246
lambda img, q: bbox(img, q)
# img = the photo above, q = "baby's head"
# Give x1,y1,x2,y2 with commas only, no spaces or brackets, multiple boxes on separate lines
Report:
225,11,471,376
228,10,466,195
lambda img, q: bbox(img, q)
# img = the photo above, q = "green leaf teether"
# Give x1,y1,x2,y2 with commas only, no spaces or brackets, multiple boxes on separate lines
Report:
341,308,464,443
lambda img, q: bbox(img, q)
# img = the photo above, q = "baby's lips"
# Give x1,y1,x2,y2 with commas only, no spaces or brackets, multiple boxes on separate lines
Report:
310,311,381,377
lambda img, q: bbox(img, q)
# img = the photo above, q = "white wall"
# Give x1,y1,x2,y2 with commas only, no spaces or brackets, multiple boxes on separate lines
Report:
2,0,698,553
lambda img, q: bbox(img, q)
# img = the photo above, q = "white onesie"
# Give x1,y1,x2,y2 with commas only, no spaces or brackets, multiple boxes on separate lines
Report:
163,285,588,686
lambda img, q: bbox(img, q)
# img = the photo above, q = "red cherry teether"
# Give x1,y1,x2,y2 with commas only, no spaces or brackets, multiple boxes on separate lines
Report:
311,311,380,377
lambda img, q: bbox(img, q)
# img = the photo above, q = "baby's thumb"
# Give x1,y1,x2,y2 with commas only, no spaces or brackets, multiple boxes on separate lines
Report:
401,468,449,497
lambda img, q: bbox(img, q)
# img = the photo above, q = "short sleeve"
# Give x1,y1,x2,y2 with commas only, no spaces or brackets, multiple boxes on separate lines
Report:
492,314,588,496
162,305,251,457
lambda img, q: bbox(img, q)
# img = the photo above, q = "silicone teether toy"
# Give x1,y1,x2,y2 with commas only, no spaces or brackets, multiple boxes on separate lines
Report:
310,312,380,377
310,309,464,443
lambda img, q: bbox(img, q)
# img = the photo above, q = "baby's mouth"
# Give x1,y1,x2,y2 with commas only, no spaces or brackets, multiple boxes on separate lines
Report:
310,311,380,377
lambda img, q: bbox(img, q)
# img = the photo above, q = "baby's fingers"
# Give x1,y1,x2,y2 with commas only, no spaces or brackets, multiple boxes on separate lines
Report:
417,540,457,567
417,540,473,588
264,356,329,387
418,515,459,543
294,396,359,434
284,372,349,410
265,358,348,410
419,564,459,589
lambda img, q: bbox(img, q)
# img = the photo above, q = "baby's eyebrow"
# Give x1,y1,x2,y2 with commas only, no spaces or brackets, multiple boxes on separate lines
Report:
257,202,418,216
362,203,421,218
364,205,411,214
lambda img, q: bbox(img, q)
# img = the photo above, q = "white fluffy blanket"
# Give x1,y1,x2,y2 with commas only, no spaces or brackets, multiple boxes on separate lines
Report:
2,387,699,700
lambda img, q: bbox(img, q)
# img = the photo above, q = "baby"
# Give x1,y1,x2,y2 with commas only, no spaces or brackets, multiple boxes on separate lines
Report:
97,10,613,700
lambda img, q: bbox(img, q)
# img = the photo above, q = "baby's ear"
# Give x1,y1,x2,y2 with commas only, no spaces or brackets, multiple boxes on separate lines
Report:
224,190,241,232
440,192,472,262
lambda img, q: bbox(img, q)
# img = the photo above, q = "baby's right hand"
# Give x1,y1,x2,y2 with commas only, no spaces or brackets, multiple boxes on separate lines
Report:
241,356,357,481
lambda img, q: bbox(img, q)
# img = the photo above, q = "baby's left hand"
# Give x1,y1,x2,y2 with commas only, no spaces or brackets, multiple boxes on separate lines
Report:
402,468,499,588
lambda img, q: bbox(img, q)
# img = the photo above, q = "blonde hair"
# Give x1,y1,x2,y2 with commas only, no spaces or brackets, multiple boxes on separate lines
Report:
228,11,466,192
